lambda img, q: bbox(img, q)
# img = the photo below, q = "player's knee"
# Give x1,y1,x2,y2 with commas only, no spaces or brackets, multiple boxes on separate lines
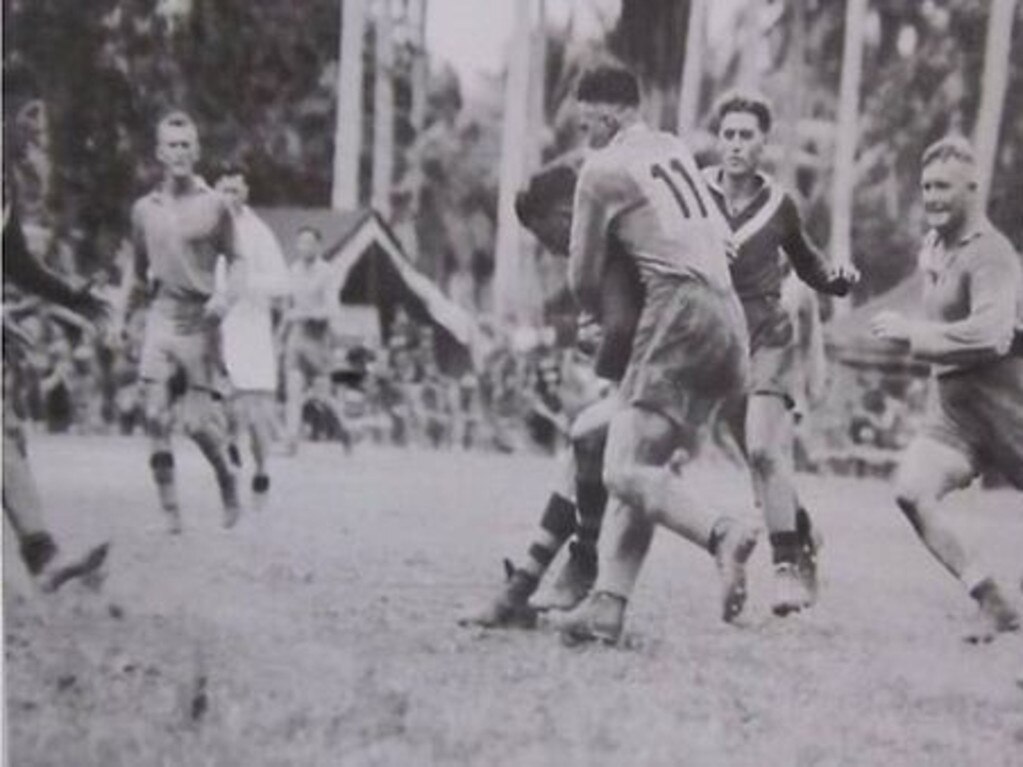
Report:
149,450,175,484
747,443,779,478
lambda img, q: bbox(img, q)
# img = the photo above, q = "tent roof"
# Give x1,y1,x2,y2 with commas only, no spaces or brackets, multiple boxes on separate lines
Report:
254,206,373,263
254,206,478,350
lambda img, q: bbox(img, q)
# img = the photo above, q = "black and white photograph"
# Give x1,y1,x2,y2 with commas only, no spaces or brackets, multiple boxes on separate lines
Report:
2,0,1022,764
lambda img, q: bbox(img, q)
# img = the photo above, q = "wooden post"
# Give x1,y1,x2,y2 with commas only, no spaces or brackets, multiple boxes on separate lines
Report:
829,0,867,314
372,0,395,218
973,0,1017,210
493,4,535,323
333,0,366,210
676,0,705,134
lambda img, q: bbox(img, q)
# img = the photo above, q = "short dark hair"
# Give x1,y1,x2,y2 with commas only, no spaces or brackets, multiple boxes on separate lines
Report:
713,90,773,133
157,109,197,138
576,65,640,108
211,160,248,184
297,225,322,241
921,136,975,169
515,164,578,226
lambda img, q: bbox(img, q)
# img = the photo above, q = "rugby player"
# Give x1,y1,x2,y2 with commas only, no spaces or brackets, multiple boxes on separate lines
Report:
560,65,759,644
704,91,858,615
3,188,111,590
212,163,290,508
871,137,1023,642
282,226,335,453
459,160,643,628
130,111,243,533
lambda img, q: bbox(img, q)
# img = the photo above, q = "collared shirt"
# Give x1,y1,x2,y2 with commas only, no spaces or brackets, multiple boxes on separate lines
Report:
702,166,833,301
288,257,333,322
569,123,732,315
908,219,1023,373
131,177,234,302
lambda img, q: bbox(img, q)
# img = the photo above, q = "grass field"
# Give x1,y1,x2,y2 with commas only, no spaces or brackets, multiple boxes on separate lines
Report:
4,435,1022,766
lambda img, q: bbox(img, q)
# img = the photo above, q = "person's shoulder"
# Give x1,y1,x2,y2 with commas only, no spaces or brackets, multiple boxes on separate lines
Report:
969,224,1021,271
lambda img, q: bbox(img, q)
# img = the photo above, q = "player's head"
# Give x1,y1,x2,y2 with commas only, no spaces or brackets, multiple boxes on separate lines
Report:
515,163,578,256
575,65,641,149
156,111,200,180
296,225,323,262
213,162,249,212
920,136,977,236
713,90,772,178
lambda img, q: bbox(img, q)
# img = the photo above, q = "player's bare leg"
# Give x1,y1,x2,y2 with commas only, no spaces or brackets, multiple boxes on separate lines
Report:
746,392,817,615
895,437,1020,642
182,389,242,529
3,425,110,592
283,368,305,454
238,393,273,510
143,380,183,534
561,407,758,644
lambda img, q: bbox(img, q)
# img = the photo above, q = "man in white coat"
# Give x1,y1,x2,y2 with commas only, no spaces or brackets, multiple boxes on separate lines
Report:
214,164,290,508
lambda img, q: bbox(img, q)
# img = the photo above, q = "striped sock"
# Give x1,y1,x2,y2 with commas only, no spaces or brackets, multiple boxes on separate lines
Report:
521,493,576,580
575,479,608,551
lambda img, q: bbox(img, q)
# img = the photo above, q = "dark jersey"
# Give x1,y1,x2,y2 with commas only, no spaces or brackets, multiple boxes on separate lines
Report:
702,167,832,302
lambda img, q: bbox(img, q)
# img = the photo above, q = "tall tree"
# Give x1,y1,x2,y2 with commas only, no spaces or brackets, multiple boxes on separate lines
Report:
333,0,366,209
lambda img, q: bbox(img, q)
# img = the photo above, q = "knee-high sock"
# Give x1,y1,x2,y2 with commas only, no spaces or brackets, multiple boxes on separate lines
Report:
521,493,576,581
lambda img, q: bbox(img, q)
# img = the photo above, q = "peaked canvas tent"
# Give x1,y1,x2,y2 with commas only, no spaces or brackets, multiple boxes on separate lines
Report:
825,270,929,374
256,207,478,374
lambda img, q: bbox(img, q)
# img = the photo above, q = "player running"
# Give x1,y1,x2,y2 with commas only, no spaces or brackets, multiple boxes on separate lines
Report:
130,111,243,533
281,226,335,453
704,91,858,615
212,163,290,509
559,65,759,644
871,137,1023,642
459,159,643,628
3,186,111,591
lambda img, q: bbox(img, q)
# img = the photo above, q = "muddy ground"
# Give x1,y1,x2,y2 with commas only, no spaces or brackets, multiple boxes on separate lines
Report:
4,435,1022,766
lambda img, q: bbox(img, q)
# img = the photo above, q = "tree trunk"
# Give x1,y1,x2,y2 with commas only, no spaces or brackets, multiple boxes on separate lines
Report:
973,0,1017,211
333,0,366,210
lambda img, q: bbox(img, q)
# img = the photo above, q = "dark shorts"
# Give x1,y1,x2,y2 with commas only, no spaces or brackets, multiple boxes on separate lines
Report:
741,294,797,406
620,276,749,437
918,357,1023,489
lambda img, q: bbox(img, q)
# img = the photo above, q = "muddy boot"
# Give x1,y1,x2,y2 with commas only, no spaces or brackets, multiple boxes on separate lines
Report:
20,532,58,576
533,541,596,612
39,542,111,593
712,518,759,624
559,591,627,646
965,578,1021,644
458,560,539,629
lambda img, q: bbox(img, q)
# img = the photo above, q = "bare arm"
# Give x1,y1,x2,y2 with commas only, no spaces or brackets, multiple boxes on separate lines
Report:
568,166,612,317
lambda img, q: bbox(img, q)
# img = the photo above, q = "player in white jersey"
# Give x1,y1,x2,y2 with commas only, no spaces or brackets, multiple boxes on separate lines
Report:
281,226,335,453
213,163,290,507
560,66,758,644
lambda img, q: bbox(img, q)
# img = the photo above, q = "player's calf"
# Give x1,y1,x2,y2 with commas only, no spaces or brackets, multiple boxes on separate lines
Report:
709,517,759,623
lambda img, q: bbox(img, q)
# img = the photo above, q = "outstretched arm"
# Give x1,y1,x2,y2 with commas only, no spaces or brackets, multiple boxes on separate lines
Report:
3,205,106,322
779,197,855,297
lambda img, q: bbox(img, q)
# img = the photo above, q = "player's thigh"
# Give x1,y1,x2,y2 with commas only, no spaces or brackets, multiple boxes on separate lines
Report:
895,436,976,507
745,392,794,458
604,406,677,479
